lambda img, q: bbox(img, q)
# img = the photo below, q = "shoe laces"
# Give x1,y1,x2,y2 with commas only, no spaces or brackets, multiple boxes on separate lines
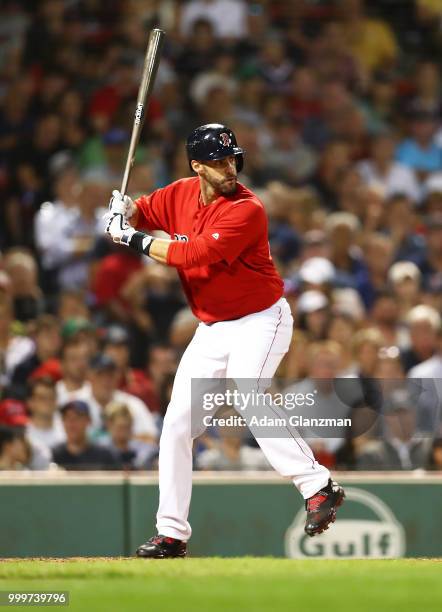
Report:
151,535,179,546
307,492,328,513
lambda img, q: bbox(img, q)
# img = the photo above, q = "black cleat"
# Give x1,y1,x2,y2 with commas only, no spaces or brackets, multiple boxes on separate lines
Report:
305,479,345,537
136,535,187,559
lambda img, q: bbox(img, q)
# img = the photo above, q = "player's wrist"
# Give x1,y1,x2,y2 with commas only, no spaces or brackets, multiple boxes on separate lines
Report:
128,231,155,256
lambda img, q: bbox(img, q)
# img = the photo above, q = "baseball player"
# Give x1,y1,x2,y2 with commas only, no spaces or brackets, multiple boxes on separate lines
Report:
106,124,345,558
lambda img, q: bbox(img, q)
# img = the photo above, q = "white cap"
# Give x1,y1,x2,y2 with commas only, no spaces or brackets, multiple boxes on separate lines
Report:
388,261,421,284
424,172,442,196
332,288,366,321
299,257,335,285
297,290,329,314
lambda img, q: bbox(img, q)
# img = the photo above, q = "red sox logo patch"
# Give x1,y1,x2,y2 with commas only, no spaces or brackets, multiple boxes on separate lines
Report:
220,132,231,147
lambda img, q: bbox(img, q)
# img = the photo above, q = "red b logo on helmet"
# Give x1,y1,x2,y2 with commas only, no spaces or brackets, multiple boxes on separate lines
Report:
220,132,231,147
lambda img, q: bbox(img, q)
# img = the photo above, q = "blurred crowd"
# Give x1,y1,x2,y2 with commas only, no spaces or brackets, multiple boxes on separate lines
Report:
0,0,442,472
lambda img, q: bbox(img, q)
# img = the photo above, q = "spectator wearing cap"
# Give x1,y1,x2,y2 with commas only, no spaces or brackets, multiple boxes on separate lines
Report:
357,133,421,204
52,400,119,470
0,398,51,470
297,257,336,296
26,377,65,451
388,261,422,321
56,337,92,407
401,305,441,372
69,354,158,443
396,106,441,179
101,402,158,470
102,326,160,413
296,290,330,342
10,314,61,397
356,388,432,470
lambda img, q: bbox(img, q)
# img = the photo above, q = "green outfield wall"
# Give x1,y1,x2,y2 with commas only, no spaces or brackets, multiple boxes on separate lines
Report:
0,473,441,558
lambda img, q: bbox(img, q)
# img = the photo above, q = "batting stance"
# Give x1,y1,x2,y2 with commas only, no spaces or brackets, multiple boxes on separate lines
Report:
106,124,345,558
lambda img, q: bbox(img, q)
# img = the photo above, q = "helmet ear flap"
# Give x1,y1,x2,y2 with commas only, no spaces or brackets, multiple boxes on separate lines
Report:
235,153,244,173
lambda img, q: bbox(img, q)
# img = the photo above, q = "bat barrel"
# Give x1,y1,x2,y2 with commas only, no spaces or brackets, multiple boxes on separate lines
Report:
120,28,166,196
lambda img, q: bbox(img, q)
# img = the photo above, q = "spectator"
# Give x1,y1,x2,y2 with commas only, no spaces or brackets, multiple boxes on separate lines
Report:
339,0,399,73
427,438,442,470
384,194,426,263
101,402,158,470
401,304,441,372
180,0,248,40
56,337,91,407
0,427,29,470
356,388,431,470
284,341,352,456
324,212,366,290
33,154,81,295
415,215,442,293
327,312,359,375
56,176,108,290
388,261,422,321
3,249,44,322
26,377,65,450
359,232,395,309
295,290,330,342
68,354,158,442
102,325,160,412
0,295,34,386
357,133,421,204
53,400,119,470
265,116,317,184
410,61,441,117
396,107,441,179
369,291,404,347
10,315,61,395
0,398,51,469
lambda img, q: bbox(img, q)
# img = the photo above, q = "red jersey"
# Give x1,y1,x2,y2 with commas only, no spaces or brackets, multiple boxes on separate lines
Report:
134,177,283,323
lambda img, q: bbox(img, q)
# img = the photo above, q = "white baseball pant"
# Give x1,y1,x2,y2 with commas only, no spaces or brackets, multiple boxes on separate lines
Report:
156,297,330,541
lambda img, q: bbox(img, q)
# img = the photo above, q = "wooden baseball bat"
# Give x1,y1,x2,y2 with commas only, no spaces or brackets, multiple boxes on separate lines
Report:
120,28,165,196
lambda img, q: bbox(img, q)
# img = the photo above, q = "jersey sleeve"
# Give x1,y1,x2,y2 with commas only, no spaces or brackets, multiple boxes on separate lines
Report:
167,201,265,269
134,184,172,233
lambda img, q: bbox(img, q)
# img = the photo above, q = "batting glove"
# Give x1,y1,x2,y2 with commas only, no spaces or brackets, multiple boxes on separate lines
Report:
105,213,136,245
108,190,137,219
105,213,154,255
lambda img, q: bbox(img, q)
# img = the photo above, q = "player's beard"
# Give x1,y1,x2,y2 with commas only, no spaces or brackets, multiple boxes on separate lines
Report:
204,170,237,196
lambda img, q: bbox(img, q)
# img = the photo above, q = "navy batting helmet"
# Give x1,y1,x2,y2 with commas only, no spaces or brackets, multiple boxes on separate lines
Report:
186,124,244,172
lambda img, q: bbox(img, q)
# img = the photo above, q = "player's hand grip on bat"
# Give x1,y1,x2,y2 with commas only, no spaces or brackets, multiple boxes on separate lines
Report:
108,190,137,220
105,213,154,255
